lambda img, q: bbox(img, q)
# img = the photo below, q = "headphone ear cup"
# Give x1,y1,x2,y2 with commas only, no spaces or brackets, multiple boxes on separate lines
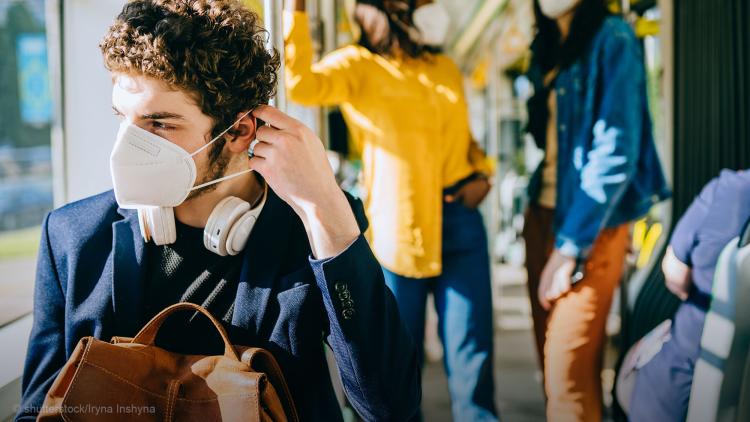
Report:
151,207,176,245
138,207,176,245
226,213,258,256
137,208,151,242
225,184,268,256
204,196,250,256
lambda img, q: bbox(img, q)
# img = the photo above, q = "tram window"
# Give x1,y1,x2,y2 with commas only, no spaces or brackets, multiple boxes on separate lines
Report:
0,0,56,328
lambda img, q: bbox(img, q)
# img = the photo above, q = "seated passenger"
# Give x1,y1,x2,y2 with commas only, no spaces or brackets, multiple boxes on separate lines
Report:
630,168,750,421
15,1,420,421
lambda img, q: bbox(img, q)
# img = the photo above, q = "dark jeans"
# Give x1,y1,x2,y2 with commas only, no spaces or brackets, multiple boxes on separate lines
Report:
383,200,498,421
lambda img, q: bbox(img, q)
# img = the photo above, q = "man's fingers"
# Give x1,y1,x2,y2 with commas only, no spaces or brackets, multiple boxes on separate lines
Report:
250,140,273,159
248,155,267,174
256,125,290,144
252,105,300,130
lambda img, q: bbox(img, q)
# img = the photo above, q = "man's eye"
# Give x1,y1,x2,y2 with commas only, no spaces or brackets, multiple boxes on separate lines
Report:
151,121,173,130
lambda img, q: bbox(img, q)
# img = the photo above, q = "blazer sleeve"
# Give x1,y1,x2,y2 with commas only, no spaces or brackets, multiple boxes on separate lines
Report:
15,213,67,421
308,195,421,421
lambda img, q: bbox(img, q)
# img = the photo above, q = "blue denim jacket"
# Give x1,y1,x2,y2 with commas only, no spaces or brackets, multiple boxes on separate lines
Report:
527,16,671,258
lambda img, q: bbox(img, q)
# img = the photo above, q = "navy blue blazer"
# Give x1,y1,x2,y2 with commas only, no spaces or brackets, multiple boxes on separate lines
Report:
16,189,421,421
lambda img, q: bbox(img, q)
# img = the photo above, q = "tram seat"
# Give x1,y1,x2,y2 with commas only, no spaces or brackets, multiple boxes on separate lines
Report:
686,217,750,422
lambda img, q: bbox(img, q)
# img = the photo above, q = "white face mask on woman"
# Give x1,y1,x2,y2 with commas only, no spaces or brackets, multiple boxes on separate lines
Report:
412,2,450,47
110,111,252,209
538,0,580,19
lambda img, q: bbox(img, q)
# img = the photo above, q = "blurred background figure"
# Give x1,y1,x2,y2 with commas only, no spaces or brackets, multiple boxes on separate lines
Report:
628,169,750,421
523,0,670,420
283,0,498,420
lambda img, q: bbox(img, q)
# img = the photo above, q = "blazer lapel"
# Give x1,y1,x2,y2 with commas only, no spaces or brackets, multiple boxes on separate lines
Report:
232,189,292,335
111,207,148,336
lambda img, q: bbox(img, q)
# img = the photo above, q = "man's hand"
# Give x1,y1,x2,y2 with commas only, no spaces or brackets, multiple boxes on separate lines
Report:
444,177,491,209
250,105,360,259
662,246,692,301
538,250,577,310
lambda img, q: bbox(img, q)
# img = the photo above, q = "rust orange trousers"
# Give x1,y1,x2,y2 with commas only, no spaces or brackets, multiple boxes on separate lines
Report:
523,205,630,422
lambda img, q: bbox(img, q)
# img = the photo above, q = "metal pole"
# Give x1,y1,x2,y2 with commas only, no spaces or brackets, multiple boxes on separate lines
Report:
318,0,337,148
485,49,501,260
264,0,287,112
46,0,67,206
321,0,336,51
308,0,328,146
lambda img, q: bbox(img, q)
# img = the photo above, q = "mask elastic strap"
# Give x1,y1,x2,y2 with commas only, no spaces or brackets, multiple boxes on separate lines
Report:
190,168,254,192
191,110,253,157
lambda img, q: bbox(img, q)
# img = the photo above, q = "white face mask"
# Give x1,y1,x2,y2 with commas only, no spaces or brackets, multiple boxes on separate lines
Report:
110,111,252,209
412,3,450,47
538,0,580,19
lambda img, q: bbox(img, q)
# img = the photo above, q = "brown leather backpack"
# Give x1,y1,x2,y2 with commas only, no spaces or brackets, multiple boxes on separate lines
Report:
37,302,299,422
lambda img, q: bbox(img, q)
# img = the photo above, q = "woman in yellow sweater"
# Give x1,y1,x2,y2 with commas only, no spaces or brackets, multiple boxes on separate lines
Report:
284,1,498,419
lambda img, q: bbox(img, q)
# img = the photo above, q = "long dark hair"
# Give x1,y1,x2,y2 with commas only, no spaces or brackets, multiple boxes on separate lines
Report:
532,0,609,73
355,0,437,59
526,0,609,149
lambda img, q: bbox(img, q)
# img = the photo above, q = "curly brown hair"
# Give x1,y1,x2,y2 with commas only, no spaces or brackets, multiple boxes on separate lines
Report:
100,0,279,155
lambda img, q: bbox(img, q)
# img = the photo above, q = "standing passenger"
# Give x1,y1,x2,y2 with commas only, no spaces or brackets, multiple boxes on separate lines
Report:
284,0,498,420
523,0,670,420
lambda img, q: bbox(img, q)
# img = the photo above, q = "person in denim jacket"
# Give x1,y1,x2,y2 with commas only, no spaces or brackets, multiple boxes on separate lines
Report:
523,0,671,420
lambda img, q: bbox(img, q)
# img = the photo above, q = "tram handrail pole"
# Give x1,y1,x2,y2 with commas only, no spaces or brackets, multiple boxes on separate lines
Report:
264,0,287,112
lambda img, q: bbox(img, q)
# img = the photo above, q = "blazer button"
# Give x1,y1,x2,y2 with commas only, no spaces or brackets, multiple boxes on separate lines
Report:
342,308,355,320
342,299,354,309
339,290,351,300
335,282,346,292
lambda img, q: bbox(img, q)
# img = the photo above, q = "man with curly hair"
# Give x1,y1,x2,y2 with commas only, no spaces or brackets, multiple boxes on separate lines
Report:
15,1,420,421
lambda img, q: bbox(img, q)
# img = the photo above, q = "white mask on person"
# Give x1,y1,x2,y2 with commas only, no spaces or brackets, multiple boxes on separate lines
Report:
538,0,580,19
412,3,450,47
110,111,252,208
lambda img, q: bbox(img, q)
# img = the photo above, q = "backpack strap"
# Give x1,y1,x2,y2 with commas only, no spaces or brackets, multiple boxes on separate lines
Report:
241,348,299,422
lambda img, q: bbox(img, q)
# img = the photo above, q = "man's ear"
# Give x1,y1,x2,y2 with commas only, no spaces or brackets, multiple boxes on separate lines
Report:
226,113,257,154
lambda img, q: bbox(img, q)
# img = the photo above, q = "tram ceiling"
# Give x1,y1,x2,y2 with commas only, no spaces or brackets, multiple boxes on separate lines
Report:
441,0,532,80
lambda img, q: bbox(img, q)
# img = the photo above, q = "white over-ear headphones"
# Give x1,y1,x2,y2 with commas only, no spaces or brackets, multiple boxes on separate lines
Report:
138,206,177,246
137,184,268,256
